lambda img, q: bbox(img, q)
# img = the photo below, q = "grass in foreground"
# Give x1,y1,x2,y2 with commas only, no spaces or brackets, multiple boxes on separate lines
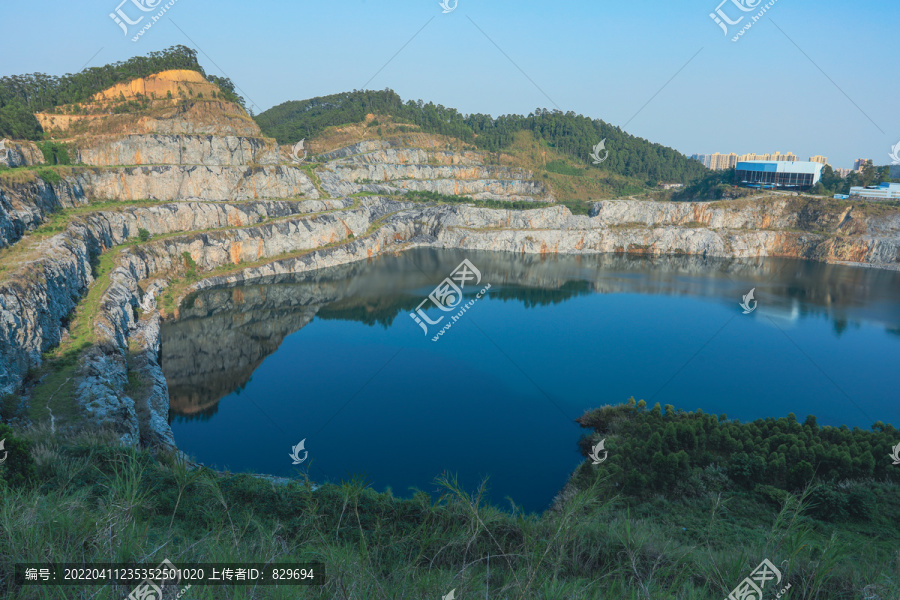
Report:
1,400,898,600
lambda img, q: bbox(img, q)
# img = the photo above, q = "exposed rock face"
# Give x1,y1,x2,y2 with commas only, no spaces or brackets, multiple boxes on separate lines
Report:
36,70,256,137
318,143,552,202
75,165,319,202
118,200,400,276
0,139,45,168
0,198,350,397
91,70,213,102
0,177,88,247
74,134,281,167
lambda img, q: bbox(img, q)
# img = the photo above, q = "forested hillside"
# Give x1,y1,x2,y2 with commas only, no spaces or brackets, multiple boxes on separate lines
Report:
255,90,708,184
0,45,243,139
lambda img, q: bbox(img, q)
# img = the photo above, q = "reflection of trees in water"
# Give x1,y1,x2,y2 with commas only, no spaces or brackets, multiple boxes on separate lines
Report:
163,249,900,422
491,280,593,308
315,295,422,329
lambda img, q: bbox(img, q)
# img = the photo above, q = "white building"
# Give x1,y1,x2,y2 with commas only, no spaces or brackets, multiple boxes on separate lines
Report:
848,182,900,201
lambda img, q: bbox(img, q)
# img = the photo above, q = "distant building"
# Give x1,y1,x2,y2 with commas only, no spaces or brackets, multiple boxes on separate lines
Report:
834,194,850,200
735,160,824,190
737,151,799,162
849,182,900,201
690,154,711,168
809,155,828,165
854,158,871,171
658,182,684,189
770,151,798,162
709,152,738,170
835,168,852,178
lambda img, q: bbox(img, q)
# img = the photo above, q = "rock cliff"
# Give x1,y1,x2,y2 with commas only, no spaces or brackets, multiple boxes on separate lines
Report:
0,139,45,168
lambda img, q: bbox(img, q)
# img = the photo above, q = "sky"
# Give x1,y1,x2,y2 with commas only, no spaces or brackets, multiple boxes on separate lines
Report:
1,0,898,169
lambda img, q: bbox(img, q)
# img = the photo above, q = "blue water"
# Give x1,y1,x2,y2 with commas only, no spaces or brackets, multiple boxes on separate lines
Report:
162,250,900,513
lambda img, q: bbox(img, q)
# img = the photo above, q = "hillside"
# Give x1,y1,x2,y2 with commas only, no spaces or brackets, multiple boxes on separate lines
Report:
255,89,708,185
0,45,243,140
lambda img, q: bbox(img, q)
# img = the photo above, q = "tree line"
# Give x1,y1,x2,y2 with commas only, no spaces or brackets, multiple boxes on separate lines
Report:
255,90,709,184
0,45,244,140
814,163,895,195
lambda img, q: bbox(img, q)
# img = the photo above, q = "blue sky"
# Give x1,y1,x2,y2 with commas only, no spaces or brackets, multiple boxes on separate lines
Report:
1,0,898,168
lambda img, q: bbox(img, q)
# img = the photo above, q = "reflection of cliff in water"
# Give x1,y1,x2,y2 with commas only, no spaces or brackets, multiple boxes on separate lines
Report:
161,249,900,421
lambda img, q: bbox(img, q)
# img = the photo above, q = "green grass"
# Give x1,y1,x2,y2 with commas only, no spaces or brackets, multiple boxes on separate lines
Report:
0,409,897,600
545,159,586,177
25,354,82,425
34,167,62,186
23,250,120,426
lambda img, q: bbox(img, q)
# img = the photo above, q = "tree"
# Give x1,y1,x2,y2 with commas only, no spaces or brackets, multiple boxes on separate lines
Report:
0,101,42,139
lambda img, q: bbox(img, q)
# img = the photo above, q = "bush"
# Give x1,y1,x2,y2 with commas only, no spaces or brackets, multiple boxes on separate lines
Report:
807,482,874,521
137,228,150,242
0,423,36,487
182,251,197,279
36,141,71,165
0,393,20,421
34,168,61,186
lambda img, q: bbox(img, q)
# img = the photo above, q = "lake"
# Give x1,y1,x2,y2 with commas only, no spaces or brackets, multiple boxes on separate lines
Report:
161,249,900,513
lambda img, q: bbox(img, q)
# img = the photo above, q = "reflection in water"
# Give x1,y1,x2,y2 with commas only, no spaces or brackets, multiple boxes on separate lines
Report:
161,249,900,422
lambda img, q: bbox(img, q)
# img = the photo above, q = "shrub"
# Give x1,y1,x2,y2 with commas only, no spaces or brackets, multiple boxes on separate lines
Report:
182,251,197,280
1,393,21,421
35,168,61,186
137,228,150,242
0,424,37,487
36,141,71,165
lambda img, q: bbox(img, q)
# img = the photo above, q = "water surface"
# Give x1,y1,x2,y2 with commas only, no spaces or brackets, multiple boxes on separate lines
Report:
162,250,900,512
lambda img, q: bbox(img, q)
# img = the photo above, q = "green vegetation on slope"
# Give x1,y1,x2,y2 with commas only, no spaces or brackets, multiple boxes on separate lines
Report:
574,401,899,520
1,400,897,599
255,89,708,184
0,45,245,139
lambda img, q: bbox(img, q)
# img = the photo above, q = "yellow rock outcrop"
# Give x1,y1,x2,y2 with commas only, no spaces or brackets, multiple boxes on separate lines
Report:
91,69,215,102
